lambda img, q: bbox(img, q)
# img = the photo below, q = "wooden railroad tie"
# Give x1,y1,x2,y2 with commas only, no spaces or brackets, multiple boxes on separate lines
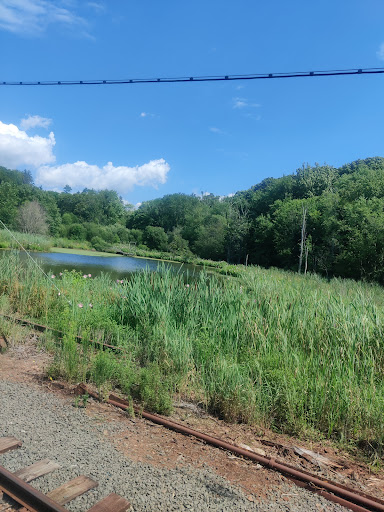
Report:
0,437,131,511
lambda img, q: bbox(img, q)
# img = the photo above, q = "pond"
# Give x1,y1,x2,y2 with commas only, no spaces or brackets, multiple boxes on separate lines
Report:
14,250,200,281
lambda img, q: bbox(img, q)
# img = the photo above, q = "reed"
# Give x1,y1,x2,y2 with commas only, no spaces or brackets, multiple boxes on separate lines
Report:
1,250,384,456
0,229,52,252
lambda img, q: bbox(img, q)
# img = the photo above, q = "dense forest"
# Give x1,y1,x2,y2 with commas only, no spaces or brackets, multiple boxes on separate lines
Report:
1,156,384,282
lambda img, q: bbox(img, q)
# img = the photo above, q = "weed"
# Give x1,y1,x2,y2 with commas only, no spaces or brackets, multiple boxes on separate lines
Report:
82,393,89,407
2,251,384,457
125,398,135,418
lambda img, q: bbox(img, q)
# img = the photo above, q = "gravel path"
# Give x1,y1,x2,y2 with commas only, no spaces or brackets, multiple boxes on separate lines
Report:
0,381,347,511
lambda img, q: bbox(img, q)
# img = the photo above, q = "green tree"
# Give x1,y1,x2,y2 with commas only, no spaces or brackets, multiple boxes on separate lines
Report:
144,226,168,251
168,227,191,255
193,215,226,260
0,182,19,226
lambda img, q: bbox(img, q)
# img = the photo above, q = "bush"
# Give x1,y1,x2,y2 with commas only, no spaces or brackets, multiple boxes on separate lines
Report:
91,236,108,252
144,226,168,251
68,223,87,240
137,364,173,415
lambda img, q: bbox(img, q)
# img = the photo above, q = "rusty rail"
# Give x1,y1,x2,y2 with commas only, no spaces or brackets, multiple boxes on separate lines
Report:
0,314,122,353
78,383,384,512
0,465,68,512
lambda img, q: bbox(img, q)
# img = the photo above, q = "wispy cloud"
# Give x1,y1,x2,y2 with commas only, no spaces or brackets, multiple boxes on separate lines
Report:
232,97,261,109
87,2,104,12
209,126,226,135
233,97,247,109
377,43,384,61
20,115,52,130
140,112,156,118
0,0,89,36
244,113,262,121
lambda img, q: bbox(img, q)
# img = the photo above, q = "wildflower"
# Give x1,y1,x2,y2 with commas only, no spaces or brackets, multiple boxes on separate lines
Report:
51,275,55,279
58,292,61,296
83,274,87,278
78,303,83,308
59,272,63,276
120,279,124,284
88,274,92,277
186,284,190,288
89,303,93,308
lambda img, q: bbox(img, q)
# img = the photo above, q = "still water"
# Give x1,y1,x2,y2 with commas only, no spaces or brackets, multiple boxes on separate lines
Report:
16,251,199,281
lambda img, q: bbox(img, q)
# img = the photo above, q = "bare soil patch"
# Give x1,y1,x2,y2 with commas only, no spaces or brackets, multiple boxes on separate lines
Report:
1,336,384,507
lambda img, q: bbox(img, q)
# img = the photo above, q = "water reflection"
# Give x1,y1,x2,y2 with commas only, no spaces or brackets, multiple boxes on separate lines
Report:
15,251,198,281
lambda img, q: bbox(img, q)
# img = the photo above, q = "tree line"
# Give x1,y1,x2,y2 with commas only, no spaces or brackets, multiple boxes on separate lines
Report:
1,156,384,282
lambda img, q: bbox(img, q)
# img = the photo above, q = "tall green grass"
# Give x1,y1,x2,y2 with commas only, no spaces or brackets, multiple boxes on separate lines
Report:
0,229,52,251
1,250,384,456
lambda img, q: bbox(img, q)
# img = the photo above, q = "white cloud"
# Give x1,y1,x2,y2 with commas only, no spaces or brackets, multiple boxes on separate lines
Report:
0,0,87,35
232,97,261,109
233,97,247,109
209,126,225,134
0,117,170,195
0,120,55,168
36,159,170,194
87,2,104,12
20,115,52,130
377,43,384,61
140,112,155,118
245,113,262,121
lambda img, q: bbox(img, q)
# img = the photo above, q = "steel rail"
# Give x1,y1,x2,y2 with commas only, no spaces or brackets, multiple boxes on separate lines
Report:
0,465,68,512
288,477,376,512
78,384,384,512
0,314,123,353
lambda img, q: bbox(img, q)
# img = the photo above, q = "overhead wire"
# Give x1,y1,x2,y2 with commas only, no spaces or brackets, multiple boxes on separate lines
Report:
1,67,384,86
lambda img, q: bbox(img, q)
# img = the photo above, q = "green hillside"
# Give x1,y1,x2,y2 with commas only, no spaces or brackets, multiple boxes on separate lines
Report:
2,157,384,282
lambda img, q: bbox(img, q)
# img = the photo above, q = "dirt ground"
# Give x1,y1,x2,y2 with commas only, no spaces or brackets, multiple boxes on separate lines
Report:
1,333,384,507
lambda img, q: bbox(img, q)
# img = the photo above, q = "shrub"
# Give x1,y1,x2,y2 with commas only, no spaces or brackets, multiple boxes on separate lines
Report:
91,236,108,252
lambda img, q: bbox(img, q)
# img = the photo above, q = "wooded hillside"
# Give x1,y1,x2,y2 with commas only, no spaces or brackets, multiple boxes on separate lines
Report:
1,157,384,282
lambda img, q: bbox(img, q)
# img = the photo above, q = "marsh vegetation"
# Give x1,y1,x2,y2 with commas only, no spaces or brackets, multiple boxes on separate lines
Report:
1,251,384,458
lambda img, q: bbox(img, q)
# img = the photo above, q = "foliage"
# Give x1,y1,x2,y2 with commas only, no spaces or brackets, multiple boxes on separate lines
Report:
2,251,384,458
3,157,384,282
143,226,168,251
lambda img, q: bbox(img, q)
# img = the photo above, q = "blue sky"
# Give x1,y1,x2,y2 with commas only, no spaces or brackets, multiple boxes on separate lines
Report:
1,0,384,205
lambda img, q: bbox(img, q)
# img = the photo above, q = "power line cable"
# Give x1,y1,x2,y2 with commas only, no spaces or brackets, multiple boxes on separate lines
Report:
1,67,384,86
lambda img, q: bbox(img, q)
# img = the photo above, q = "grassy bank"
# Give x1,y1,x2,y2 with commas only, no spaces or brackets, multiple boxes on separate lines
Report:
0,229,91,252
112,243,244,276
1,250,383,459
50,247,119,257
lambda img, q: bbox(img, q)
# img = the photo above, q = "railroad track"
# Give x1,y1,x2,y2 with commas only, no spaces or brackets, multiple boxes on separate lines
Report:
77,383,384,512
0,437,130,512
2,317,384,512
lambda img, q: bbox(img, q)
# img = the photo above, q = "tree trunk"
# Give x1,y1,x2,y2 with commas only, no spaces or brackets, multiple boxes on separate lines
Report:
298,207,307,274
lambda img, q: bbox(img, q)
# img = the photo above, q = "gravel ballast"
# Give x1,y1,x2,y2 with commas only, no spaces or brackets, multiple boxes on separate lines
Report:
0,381,347,511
